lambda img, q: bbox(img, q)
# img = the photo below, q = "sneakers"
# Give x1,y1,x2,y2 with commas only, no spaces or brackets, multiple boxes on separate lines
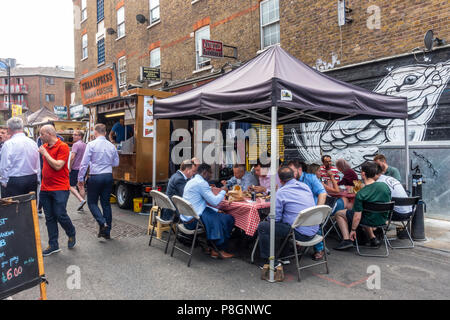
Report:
42,246,61,257
68,236,76,249
334,239,354,250
38,209,44,219
279,258,290,265
98,225,111,240
365,237,380,248
77,200,87,211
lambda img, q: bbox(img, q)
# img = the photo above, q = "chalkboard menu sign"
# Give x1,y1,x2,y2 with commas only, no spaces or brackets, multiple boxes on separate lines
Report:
0,193,46,300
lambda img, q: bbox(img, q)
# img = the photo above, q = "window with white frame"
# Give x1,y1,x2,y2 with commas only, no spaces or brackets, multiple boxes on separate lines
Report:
118,56,127,87
82,34,88,59
117,7,125,38
16,78,23,85
81,0,87,22
97,37,105,65
150,48,161,68
260,0,280,49
97,0,104,23
149,0,160,24
195,26,210,70
17,95,24,105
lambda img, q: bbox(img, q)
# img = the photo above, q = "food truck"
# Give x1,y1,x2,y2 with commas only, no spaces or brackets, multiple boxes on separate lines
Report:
80,64,174,208
32,120,87,146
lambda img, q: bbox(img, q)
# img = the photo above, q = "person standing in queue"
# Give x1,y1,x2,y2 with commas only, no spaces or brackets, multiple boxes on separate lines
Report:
0,118,40,198
39,125,76,256
78,124,119,240
69,130,87,211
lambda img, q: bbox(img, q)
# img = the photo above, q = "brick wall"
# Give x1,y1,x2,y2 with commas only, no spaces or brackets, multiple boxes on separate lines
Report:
72,0,450,104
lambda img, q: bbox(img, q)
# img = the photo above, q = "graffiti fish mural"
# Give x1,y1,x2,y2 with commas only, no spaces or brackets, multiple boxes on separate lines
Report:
291,59,450,169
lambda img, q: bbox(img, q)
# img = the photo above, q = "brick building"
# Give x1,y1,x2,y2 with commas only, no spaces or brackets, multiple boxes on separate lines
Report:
0,66,75,121
72,0,450,218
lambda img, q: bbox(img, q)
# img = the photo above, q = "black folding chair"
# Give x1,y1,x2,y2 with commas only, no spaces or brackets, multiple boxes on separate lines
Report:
355,201,395,258
387,197,420,249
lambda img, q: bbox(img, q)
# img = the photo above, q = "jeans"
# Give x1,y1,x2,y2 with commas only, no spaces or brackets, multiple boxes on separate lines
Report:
87,174,113,235
40,190,75,248
313,198,346,252
183,207,235,250
258,221,315,260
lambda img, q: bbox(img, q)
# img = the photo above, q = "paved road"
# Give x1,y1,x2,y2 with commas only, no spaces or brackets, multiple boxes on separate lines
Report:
11,195,450,300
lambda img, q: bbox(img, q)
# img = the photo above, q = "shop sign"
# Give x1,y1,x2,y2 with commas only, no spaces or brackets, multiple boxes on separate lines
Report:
201,39,223,59
11,104,22,117
70,104,89,119
140,67,161,81
80,64,119,105
54,106,68,119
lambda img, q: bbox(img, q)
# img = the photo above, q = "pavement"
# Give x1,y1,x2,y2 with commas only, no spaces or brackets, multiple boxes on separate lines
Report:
9,195,450,300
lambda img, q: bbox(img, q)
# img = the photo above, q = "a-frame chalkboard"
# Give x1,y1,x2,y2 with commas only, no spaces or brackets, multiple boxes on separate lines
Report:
0,193,47,300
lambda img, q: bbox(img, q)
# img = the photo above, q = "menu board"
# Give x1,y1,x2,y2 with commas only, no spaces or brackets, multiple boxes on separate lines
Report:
143,96,154,138
0,194,45,300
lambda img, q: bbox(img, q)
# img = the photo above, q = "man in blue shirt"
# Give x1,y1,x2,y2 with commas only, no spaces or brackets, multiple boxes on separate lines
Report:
221,164,258,191
256,166,317,268
182,163,235,259
288,159,329,261
109,118,133,144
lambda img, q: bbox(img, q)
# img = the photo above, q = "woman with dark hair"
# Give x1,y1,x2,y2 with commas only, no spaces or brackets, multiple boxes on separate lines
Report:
336,159,358,187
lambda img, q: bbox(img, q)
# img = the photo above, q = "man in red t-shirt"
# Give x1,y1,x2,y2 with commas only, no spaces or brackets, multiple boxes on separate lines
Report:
39,125,76,256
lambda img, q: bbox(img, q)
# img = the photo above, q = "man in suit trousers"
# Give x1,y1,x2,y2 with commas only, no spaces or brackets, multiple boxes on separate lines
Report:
161,160,194,220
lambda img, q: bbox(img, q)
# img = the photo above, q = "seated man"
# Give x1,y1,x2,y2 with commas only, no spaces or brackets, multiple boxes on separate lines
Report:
320,155,340,183
334,161,391,250
288,159,328,261
257,166,317,268
222,164,258,191
161,160,194,220
182,164,235,259
250,161,280,194
373,154,401,182
375,165,412,220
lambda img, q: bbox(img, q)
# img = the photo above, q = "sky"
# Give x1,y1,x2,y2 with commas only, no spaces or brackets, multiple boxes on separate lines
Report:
0,0,74,68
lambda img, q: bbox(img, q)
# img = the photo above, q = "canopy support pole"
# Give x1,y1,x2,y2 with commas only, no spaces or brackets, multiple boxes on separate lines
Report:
269,106,278,283
152,119,157,205
404,118,409,191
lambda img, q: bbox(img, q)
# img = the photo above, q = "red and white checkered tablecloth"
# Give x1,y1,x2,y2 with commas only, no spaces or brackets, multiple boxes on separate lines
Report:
218,199,271,237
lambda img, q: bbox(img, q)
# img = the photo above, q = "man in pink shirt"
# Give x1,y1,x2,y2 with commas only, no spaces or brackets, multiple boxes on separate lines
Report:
69,130,87,211
250,162,280,194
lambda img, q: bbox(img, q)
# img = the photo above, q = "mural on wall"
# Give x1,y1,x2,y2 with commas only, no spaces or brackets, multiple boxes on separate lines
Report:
289,57,450,169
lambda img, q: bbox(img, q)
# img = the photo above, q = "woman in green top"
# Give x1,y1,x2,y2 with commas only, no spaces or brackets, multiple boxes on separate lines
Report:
334,161,391,250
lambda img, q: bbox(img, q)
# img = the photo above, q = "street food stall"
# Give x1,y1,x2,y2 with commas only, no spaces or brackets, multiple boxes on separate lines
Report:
80,64,174,208
32,120,87,146
153,45,409,282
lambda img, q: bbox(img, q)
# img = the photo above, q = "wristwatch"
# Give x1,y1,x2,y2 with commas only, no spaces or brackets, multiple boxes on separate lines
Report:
351,228,357,232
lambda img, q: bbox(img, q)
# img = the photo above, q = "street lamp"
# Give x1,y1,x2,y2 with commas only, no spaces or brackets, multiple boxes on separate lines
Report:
0,59,12,119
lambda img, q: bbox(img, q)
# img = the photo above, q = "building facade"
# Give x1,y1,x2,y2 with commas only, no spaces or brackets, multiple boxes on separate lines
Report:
73,0,450,218
0,67,75,121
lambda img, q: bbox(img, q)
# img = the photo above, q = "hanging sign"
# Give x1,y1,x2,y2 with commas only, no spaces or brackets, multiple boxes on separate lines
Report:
143,96,154,138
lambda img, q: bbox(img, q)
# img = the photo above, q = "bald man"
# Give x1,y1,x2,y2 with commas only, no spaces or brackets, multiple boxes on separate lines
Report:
39,125,76,256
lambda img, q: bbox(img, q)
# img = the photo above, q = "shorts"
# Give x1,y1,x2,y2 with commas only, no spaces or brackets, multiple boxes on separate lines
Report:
69,170,79,187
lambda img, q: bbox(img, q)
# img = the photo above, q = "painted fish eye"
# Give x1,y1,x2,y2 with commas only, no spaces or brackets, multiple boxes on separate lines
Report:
403,75,418,85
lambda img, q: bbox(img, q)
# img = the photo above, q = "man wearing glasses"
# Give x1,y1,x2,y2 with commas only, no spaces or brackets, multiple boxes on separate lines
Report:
69,130,87,211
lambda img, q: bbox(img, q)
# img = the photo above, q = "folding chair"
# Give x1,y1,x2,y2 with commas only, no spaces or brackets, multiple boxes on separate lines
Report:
387,197,419,249
170,196,209,267
276,205,332,282
355,201,394,258
148,190,176,254
322,195,342,241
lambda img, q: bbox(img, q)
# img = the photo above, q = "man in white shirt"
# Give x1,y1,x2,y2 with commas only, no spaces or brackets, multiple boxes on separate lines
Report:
0,117,40,198
376,174,412,218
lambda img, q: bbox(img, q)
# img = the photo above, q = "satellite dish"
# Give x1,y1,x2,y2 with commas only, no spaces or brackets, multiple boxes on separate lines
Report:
106,28,116,35
424,30,434,51
136,14,147,24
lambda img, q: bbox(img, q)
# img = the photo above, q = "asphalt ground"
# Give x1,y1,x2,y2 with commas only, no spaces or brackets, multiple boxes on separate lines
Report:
9,194,450,300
